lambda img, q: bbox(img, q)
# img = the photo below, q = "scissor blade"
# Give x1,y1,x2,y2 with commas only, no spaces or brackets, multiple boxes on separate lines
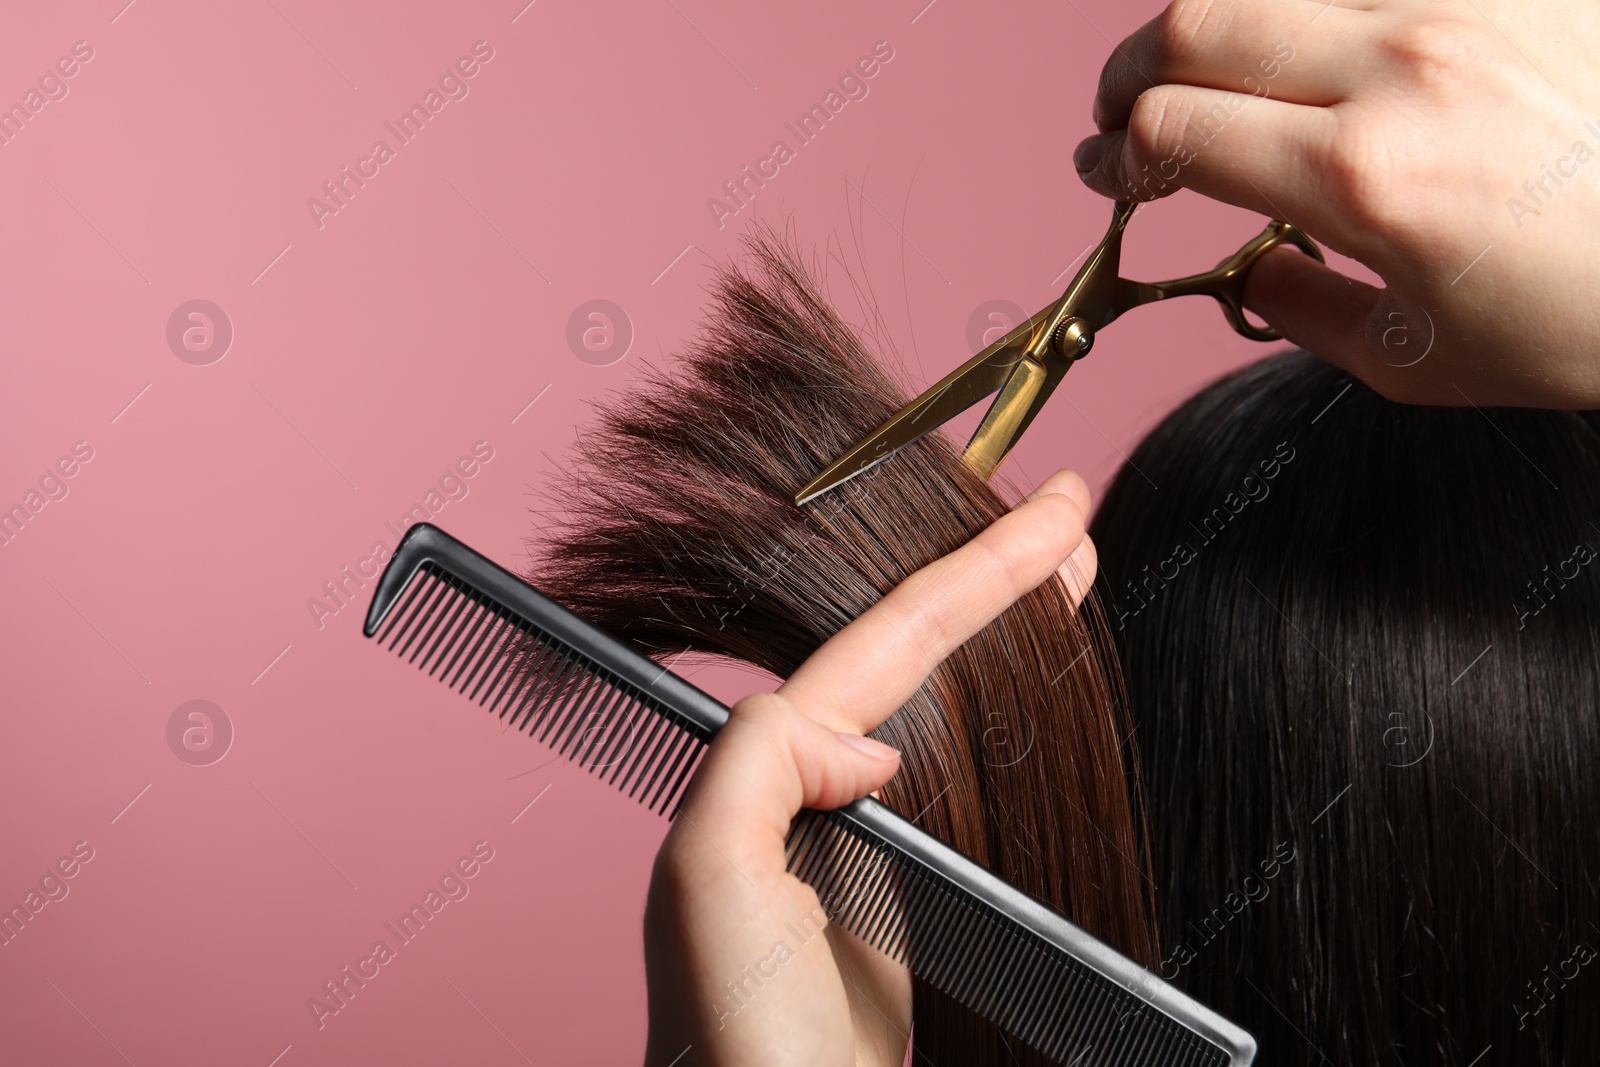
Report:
962,350,1072,478
794,329,1038,505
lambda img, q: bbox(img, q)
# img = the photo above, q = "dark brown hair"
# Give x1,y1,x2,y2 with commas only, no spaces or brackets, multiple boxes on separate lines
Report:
1091,350,1600,1065
527,226,1155,1063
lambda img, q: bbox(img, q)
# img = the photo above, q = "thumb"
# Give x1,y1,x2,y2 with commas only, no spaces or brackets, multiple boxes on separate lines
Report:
1244,245,1440,402
673,692,901,876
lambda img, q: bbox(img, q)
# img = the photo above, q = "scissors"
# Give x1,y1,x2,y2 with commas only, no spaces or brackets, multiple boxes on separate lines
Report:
793,200,1325,505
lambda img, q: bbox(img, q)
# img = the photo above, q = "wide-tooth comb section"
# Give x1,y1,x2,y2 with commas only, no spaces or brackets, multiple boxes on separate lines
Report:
362,524,1255,1067
370,564,715,816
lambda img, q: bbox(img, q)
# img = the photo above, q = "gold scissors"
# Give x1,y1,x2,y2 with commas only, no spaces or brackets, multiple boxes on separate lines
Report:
794,200,1324,505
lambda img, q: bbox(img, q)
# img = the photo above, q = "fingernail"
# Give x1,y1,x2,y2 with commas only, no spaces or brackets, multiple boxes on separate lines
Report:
1074,135,1106,174
835,731,899,761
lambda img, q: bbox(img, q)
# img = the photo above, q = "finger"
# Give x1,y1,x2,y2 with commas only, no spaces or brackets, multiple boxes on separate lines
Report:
1023,470,1098,607
781,486,1087,733
673,692,901,868
1059,533,1098,608
1243,240,1399,371
1246,245,1464,402
1092,0,1363,133
1075,86,1360,248
1244,243,1379,352
1024,466,1091,515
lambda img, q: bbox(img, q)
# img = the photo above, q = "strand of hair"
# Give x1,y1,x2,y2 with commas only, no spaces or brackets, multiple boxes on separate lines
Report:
538,665,600,743
518,650,582,733
491,637,554,715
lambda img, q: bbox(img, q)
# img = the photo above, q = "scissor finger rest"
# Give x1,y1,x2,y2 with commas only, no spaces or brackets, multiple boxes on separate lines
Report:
1134,219,1326,342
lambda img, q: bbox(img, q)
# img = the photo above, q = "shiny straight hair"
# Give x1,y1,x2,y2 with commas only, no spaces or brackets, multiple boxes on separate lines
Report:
528,227,1155,1063
1090,350,1600,1066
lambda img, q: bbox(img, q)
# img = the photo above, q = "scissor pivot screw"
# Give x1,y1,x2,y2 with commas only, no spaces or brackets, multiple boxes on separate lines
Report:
1052,318,1092,359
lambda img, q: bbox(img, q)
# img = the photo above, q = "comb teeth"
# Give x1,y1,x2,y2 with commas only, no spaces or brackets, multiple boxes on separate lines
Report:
376,563,707,815
363,525,1255,1067
787,809,1228,1067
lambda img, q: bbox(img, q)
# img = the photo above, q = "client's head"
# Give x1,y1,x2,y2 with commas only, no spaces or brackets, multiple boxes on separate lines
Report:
1090,349,1600,1065
529,227,1153,1062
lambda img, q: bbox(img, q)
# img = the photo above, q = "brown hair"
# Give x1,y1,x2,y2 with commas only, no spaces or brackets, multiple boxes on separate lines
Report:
527,226,1155,1062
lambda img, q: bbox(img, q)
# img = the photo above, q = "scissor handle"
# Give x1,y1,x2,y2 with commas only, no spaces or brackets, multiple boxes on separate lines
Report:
1144,219,1326,342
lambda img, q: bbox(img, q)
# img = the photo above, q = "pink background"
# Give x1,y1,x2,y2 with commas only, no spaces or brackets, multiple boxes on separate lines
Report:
0,1,1367,1063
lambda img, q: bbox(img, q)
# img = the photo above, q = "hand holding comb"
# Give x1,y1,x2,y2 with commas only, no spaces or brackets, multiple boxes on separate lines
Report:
364,522,1256,1066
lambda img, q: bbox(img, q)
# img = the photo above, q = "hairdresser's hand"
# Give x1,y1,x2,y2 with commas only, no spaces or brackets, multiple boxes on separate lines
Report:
1073,0,1600,407
640,470,1097,1067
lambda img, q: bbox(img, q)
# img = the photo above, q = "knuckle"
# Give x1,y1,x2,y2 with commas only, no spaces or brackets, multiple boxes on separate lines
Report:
723,692,798,768
1382,18,1492,94
1093,64,1123,125
969,530,1027,599
1024,490,1087,544
728,690,791,730
1155,0,1223,69
878,496,1084,671
1317,117,1395,231
974,502,1068,592
879,582,958,675
1127,85,1190,164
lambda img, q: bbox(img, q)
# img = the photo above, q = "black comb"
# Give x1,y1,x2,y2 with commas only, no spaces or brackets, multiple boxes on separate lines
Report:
364,523,1256,1066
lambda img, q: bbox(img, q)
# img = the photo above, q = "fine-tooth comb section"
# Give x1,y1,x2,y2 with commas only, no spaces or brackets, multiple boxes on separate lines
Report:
787,806,1228,1065
363,523,1256,1067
